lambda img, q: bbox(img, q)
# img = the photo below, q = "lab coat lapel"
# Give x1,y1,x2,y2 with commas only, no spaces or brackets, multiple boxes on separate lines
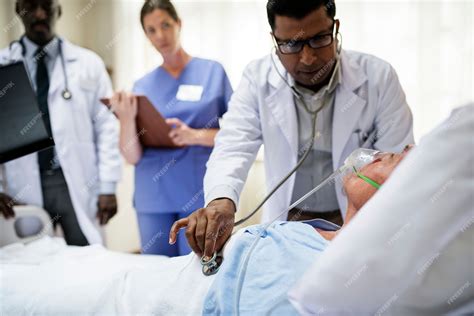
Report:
265,66,298,157
49,39,78,96
9,43,23,62
332,51,368,168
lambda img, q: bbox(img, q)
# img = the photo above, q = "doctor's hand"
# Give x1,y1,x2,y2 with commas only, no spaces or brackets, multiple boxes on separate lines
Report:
166,118,198,147
97,194,118,225
169,198,236,259
0,193,16,219
110,91,138,123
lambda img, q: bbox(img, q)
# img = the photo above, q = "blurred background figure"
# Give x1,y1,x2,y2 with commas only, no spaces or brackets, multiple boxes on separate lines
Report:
0,0,121,245
110,0,232,256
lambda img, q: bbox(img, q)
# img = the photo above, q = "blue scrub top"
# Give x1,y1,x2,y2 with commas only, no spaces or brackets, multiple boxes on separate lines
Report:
132,58,232,214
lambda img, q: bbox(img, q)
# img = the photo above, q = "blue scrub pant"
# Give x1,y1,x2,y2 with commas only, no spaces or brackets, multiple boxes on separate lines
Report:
136,212,192,256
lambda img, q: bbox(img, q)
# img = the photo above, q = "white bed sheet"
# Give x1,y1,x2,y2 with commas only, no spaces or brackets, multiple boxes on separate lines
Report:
0,236,215,315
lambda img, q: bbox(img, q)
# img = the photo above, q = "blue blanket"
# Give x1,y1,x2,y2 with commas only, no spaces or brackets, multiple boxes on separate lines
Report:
202,221,330,315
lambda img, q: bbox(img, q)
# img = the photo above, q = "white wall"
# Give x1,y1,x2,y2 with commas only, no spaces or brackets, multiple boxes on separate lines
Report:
1,0,473,252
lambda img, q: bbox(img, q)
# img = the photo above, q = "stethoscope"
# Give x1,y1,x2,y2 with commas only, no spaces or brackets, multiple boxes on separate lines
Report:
8,36,72,100
201,34,343,276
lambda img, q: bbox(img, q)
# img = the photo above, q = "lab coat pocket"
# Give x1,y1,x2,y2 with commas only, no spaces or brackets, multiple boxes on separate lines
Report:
70,77,96,116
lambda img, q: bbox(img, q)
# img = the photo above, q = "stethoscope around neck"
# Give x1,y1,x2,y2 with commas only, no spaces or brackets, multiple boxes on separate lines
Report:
8,35,72,100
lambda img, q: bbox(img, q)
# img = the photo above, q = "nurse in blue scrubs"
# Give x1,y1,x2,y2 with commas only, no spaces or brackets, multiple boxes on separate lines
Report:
111,0,232,256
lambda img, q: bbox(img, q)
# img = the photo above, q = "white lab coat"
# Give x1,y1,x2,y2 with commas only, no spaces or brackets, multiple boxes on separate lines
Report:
0,39,121,244
204,50,414,222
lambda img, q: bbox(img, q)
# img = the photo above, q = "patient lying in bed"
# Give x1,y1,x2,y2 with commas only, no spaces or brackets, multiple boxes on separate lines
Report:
203,146,413,315
0,147,411,316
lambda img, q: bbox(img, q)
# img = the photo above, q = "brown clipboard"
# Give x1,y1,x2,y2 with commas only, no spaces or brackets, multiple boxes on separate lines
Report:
100,95,178,148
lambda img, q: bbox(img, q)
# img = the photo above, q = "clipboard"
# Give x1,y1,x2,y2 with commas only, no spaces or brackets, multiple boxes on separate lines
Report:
0,61,55,163
100,95,178,148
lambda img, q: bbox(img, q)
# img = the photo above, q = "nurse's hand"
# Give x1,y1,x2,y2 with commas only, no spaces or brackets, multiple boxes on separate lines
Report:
0,193,16,219
110,91,138,123
166,118,198,147
97,194,118,225
169,198,236,259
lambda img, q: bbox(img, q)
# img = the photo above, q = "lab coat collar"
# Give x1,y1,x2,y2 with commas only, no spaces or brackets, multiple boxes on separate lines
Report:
338,50,367,91
7,36,78,64
58,38,79,62
22,35,60,64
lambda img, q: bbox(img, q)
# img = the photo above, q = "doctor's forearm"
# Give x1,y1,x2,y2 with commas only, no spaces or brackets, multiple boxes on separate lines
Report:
192,128,219,147
119,120,143,165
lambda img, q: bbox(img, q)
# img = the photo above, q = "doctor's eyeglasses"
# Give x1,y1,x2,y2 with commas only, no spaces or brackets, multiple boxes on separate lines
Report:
274,20,338,55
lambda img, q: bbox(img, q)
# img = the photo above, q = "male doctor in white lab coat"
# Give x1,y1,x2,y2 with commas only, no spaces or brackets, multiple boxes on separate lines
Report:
169,0,414,259
0,0,121,245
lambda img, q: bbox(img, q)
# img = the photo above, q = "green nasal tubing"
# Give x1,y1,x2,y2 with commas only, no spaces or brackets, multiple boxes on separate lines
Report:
352,166,382,190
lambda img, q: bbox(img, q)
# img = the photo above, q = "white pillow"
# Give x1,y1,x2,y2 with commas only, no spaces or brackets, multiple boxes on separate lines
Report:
288,104,474,315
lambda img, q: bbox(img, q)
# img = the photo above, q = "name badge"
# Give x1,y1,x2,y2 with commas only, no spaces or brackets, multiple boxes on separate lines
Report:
176,85,203,102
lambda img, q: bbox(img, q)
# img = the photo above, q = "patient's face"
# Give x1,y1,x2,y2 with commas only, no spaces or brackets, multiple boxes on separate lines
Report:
344,146,413,210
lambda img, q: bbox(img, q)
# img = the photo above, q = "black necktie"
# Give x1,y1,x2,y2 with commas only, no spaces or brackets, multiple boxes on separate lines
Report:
35,47,56,171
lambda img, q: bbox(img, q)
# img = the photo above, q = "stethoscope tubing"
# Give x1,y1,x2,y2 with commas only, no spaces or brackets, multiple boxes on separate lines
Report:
8,36,72,100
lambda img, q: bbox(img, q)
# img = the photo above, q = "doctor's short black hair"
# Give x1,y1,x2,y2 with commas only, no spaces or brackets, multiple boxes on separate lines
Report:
140,0,179,29
267,0,336,30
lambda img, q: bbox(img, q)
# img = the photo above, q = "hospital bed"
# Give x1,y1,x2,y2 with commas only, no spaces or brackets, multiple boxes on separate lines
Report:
0,206,219,315
1,199,472,315
0,205,54,247
1,105,473,316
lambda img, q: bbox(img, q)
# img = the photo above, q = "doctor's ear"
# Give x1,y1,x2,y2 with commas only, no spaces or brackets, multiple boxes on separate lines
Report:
334,19,342,54
269,32,278,49
57,4,62,19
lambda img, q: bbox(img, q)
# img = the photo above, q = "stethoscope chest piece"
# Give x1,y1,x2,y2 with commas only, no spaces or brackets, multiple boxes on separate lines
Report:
62,89,72,100
201,252,222,276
